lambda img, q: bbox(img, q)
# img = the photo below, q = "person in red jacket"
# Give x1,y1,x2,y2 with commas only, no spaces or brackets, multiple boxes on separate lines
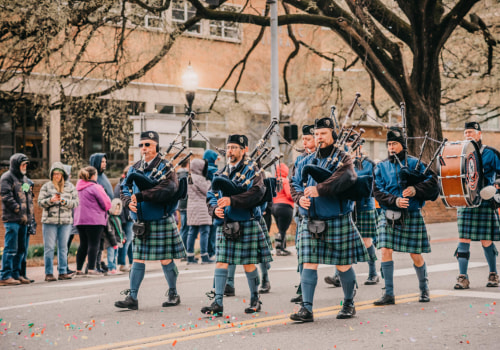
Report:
272,163,295,256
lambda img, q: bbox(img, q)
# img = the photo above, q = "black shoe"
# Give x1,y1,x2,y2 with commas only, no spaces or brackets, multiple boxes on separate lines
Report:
259,281,271,294
100,262,109,272
162,289,181,307
337,304,356,319
290,294,303,303
324,275,341,287
419,290,430,303
23,276,35,283
115,290,138,310
290,306,314,322
201,301,223,317
224,284,235,297
244,298,262,314
276,248,292,256
364,275,380,285
373,293,395,306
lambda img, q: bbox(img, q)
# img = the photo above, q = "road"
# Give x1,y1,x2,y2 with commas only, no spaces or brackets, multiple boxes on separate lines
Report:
1,221,499,349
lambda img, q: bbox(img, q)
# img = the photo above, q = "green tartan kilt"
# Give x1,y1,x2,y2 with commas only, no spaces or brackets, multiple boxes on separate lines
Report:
457,206,500,241
378,210,430,254
133,216,187,261
216,219,273,265
258,216,273,249
297,214,369,266
355,209,379,239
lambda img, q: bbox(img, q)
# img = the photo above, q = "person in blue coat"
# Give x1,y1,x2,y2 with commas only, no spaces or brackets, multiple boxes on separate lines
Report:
454,122,500,289
373,127,439,306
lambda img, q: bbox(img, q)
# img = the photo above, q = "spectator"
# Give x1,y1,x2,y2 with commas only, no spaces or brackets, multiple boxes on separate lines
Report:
38,162,79,281
105,198,124,275
63,164,78,275
272,163,294,256
176,158,190,249
21,179,37,283
0,153,34,286
74,166,111,276
203,149,219,258
114,166,133,272
89,153,113,273
186,158,214,264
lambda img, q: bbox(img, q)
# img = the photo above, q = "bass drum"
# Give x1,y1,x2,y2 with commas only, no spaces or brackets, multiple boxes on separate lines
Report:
438,140,483,208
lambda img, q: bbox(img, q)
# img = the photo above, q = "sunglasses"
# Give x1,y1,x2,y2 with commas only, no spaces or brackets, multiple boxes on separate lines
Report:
138,143,151,148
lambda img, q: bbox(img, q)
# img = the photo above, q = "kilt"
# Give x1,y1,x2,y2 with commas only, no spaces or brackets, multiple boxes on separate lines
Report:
355,209,379,239
457,206,500,241
133,216,187,261
258,216,273,249
378,210,430,254
216,219,273,265
297,214,369,266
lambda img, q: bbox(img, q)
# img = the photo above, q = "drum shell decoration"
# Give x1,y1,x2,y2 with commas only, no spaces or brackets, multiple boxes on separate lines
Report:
438,140,483,208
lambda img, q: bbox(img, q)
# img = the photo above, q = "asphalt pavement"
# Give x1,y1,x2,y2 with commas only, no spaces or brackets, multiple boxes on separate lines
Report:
1,221,499,349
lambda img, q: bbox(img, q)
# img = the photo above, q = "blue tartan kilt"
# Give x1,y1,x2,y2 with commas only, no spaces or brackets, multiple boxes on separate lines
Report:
258,216,273,249
133,216,187,261
457,206,500,241
297,214,369,266
378,210,430,254
216,219,273,265
355,209,379,239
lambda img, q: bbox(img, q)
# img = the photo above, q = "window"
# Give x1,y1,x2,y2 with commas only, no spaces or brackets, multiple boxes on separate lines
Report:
172,0,201,34
209,5,241,40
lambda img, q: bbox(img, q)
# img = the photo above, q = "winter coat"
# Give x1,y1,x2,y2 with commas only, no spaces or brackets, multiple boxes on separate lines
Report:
187,159,212,226
203,149,219,181
177,167,189,211
104,214,123,249
113,180,132,223
74,179,111,226
1,153,34,224
38,162,79,225
273,163,294,207
89,153,113,200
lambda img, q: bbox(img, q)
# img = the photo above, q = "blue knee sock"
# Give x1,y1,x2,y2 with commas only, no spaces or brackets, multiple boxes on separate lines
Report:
381,261,394,296
338,267,356,306
129,262,146,300
245,269,260,301
162,261,178,294
226,264,236,288
456,242,470,277
300,269,318,312
367,245,377,277
259,262,269,283
483,243,498,273
413,263,429,292
214,268,228,306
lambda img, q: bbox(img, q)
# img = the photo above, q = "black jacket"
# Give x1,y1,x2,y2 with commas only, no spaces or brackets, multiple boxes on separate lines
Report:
1,153,34,224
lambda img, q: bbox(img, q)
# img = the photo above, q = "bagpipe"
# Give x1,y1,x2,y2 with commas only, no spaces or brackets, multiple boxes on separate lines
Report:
211,120,280,197
301,93,373,201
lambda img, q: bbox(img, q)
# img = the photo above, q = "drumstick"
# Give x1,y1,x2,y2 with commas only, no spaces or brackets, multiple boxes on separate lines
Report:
423,139,448,175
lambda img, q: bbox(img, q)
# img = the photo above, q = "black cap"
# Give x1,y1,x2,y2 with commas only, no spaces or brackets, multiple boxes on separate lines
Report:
140,131,159,143
314,117,334,129
302,125,314,136
465,122,481,131
227,134,248,148
386,126,406,149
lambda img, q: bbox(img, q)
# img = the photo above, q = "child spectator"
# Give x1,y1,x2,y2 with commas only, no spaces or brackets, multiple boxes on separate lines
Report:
105,198,125,275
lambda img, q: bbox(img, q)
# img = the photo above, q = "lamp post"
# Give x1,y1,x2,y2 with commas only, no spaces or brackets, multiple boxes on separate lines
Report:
182,63,199,147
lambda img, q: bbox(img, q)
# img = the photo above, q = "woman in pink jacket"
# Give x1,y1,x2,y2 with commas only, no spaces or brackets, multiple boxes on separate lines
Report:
74,166,111,276
272,163,294,256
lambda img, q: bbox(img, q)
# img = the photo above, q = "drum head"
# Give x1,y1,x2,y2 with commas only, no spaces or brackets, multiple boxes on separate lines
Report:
462,140,483,206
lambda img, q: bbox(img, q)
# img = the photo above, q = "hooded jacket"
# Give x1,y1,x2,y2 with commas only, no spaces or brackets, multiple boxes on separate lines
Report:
1,153,34,224
203,149,219,181
273,163,294,207
89,153,113,200
74,179,111,226
187,159,212,226
38,162,79,225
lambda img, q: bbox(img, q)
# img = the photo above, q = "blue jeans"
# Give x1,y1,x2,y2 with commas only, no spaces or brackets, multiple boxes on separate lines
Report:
179,210,189,248
107,247,118,270
1,222,27,280
117,221,134,266
208,224,217,257
187,225,210,255
43,224,71,275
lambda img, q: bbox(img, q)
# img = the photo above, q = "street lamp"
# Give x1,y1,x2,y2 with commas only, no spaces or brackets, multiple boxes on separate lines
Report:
182,63,199,147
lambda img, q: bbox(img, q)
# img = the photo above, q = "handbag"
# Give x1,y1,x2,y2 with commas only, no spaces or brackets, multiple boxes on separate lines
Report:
307,219,327,240
222,221,241,241
132,221,148,240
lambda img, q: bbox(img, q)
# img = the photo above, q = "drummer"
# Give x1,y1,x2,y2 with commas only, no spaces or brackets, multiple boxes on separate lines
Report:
454,122,500,289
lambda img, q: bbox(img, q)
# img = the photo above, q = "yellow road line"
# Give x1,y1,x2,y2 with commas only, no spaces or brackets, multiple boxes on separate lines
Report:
81,293,447,350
